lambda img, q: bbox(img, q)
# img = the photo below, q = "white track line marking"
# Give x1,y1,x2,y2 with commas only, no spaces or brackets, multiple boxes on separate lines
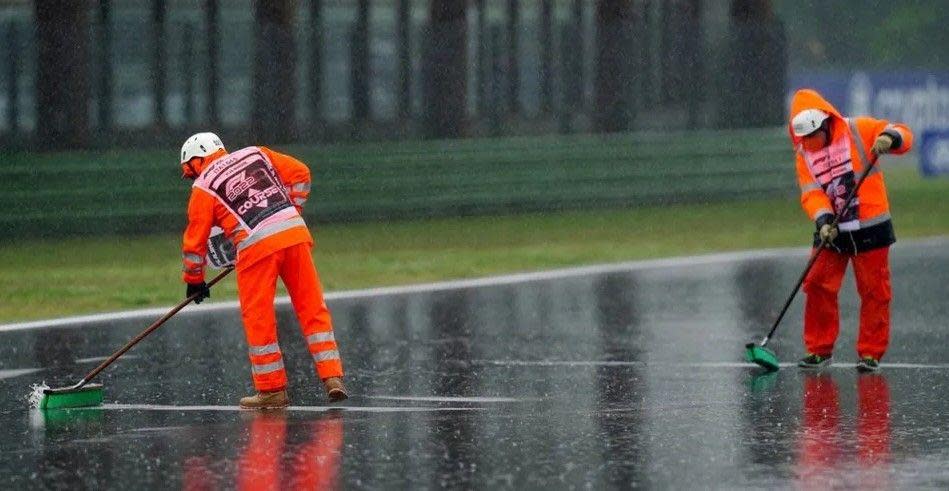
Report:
364,395,529,403
2,236,946,332
0,355,138,378
0,368,43,380
97,404,482,413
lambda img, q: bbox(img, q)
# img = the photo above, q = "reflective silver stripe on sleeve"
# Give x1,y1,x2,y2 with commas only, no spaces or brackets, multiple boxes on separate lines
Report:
312,350,340,362
238,217,307,251
293,197,307,205
183,253,204,264
292,183,311,193
248,342,281,356
860,212,891,228
813,209,833,221
800,182,821,194
251,359,285,374
847,118,872,167
306,332,335,344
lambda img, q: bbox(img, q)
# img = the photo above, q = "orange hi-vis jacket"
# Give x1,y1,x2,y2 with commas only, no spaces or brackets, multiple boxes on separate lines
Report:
182,147,313,283
788,89,913,253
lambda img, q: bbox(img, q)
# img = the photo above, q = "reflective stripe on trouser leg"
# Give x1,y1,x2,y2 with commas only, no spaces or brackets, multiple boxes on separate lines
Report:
238,253,287,391
853,247,891,360
279,243,343,379
802,248,849,357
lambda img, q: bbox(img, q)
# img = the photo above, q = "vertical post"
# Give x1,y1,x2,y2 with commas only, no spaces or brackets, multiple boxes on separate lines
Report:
474,0,486,117
206,0,220,126
397,0,412,120
558,23,573,134
659,0,690,107
152,0,167,128
309,0,324,128
506,0,520,115
35,0,90,149
183,23,196,123
684,0,703,129
351,0,371,126
659,0,672,104
593,0,634,133
641,0,654,108
539,0,553,115
424,0,467,139
488,24,502,136
572,0,585,111
253,0,297,142
5,23,19,133
721,0,785,128
97,0,113,133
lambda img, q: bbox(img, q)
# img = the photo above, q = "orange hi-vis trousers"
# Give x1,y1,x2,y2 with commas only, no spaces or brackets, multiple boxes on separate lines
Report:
237,242,342,392
802,246,891,360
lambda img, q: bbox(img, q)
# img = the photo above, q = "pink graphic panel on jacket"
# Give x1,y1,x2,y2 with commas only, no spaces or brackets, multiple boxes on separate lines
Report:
193,146,298,235
802,128,859,231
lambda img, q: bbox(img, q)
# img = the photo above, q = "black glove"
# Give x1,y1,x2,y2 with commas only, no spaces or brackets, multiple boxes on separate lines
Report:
186,282,210,304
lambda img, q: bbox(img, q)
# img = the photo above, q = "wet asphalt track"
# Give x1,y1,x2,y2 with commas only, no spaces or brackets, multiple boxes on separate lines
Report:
1,238,948,489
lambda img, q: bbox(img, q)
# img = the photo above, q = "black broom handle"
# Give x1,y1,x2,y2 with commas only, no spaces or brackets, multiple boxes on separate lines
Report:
760,153,879,345
76,267,234,387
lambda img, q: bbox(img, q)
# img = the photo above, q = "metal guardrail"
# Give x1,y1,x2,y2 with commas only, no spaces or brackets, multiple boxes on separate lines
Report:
0,128,794,239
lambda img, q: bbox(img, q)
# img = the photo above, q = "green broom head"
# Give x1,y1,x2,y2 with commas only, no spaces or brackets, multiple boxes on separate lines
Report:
39,384,104,410
745,343,780,372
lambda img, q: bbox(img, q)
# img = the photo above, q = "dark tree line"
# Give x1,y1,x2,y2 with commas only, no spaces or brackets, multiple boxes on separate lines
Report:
29,0,784,150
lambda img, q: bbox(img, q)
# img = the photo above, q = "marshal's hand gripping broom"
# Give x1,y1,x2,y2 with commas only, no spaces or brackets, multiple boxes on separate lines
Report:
745,153,879,371
37,267,233,409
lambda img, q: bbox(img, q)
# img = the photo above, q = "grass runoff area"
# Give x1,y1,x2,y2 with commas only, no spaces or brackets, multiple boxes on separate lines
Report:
0,166,946,323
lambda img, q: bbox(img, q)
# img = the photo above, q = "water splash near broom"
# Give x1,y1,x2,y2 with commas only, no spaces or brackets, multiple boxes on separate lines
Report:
28,382,51,409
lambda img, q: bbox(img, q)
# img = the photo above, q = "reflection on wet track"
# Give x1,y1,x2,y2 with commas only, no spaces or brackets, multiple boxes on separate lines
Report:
2,239,948,488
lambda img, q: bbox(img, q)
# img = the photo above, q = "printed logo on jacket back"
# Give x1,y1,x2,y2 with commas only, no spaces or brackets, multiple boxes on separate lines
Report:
195,147,295,233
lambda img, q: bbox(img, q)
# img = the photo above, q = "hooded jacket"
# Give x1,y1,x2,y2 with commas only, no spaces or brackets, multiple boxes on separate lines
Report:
788,89,913,254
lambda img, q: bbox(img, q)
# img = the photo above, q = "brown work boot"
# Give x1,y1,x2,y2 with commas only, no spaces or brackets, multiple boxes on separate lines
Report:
323,377,349,402
239,389,290,409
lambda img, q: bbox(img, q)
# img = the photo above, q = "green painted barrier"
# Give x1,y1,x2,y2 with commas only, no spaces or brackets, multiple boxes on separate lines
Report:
0,128,795,239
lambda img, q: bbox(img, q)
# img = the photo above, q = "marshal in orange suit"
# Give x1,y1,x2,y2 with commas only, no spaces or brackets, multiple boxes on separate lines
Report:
788,89,913,372
178,132,347,408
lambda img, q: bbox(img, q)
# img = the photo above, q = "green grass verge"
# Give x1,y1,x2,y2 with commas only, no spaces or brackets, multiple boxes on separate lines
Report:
0,166,946,323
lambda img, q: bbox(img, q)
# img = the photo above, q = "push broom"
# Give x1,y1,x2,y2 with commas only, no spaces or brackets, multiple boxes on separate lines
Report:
37,267,233,409
745,152,879,371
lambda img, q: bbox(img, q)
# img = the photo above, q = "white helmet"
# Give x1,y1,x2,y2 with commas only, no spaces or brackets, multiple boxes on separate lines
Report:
791,109,829,137
180,132,225,164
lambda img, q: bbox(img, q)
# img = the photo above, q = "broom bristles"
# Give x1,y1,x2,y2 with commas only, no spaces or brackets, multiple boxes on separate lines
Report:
38,384,104,410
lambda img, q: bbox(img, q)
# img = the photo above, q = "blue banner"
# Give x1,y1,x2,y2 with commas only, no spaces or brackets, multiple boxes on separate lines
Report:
788,71,949,138
920,130,949,177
